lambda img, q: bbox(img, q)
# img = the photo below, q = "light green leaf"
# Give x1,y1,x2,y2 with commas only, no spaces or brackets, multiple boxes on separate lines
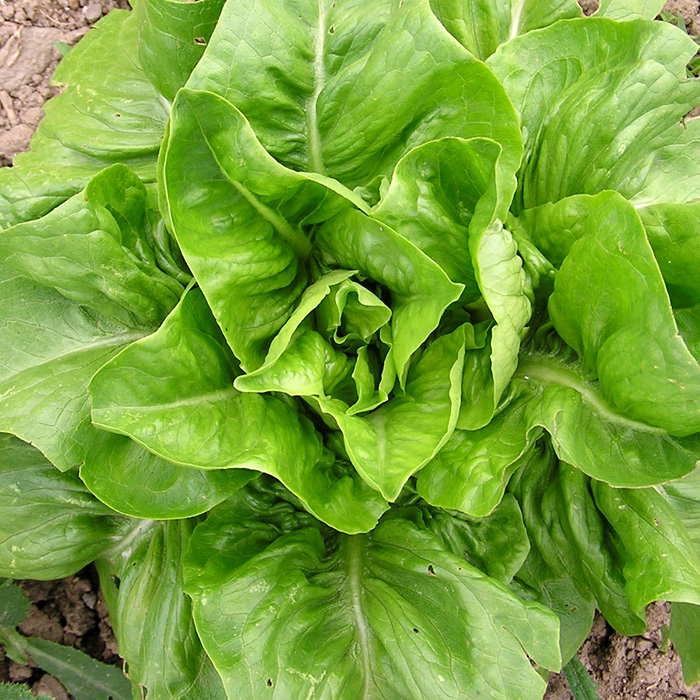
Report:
0,10,167,229
369,136,530,426
316,325,466,500
373,137,502,293
81,433,255,520
24,638,131,700
315,210,464,383
430,0,580,60
0,165,181,329
545,193,700,437
136,0,226,101
233,270,355,397
595,0,665,20
317,276,392,349
97,520,226,700
0,434,126,580
90,287,388,533
184,485,561,700
187,0,523,192
161,88,362,371
488,18,700,210
638,202,700,309
417,388,538,516
0,264,146,470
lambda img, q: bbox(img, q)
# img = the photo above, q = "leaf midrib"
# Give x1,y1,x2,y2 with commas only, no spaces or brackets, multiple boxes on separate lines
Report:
345,534,373,700
307,0,328,175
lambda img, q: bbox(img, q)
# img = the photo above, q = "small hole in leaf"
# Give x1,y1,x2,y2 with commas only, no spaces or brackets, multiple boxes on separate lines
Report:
266,679,273,688
328,25,335,34
427,564,436,576
194,37,207,45
111,575,121,590
412,628,419,634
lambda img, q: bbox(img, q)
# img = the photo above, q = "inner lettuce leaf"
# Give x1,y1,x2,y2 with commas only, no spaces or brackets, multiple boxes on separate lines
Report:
183,479,561,700
90,287,388,534
161,88,367,372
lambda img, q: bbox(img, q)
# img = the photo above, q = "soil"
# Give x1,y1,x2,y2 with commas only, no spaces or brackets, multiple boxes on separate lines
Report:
3,0,700,699
545,603,700,700
0,566,121,700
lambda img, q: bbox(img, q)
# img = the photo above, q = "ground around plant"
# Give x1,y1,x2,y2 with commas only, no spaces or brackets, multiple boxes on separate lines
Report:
2,0,700,698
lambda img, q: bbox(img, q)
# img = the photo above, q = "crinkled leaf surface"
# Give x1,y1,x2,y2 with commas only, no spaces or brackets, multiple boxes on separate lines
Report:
315,210,463,383
521,192,700,436
316,326,466,500
0,165,182,329
511,445,700,635
488,18,700,210
0,434,126,580
90,287,388,533
183,483,560,700
0,263,146,470
161,88,361,371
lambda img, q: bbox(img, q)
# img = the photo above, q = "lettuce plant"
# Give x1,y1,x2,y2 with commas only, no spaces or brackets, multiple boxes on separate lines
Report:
3,0,700,697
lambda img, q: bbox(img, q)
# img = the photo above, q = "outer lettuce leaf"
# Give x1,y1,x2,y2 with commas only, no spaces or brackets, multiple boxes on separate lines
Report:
186,0,523,193
81,433,255,520
595,0,666,19
0,165,182,329
90,287,388,533
511,445,700,636
0,434,127,580
0,264,146,470
488,18,700,210
161,88,364,371
97,520,227,700
518,192,700,436
184,482,560,700
136,0,227,101
430,0,580,60
419,354,700,516
0,10,167,228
